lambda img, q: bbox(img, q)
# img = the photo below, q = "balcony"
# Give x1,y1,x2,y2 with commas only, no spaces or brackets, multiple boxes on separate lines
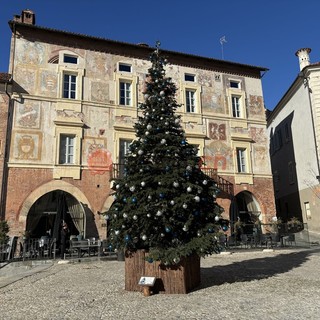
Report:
111,163,233,196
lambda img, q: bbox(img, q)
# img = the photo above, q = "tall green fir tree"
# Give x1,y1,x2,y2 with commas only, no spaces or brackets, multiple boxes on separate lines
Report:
107,42,224,265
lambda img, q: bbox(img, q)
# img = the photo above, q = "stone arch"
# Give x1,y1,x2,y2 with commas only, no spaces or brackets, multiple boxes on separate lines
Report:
234,190,262,223
101,194,115,215
19,180,92,225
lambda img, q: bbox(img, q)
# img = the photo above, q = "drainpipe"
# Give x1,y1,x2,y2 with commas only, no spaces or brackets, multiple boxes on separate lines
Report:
0,79,12,220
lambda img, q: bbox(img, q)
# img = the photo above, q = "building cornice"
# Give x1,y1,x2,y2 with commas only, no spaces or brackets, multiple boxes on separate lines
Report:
9,21,268,79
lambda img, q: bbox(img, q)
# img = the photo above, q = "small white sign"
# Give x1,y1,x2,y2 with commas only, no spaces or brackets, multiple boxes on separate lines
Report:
138,276,156,286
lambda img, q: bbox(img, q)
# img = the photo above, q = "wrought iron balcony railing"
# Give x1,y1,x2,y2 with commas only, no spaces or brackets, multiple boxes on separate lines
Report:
111,163,234,196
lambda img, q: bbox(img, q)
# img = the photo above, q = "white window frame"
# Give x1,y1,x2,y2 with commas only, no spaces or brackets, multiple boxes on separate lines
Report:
63,54,78,64
236,148,247,173
114,131,135,164
232,140,253,182
119,81,132,106
232,96,241,118
186,89,196,113
115,73,138,109
227,82,246,120
57,51,84,103
185,73,195,82
53,125,83,179
63,73,77,99
230,80,241,89
59,134,75,164
305,202,311,220
118,63,132,72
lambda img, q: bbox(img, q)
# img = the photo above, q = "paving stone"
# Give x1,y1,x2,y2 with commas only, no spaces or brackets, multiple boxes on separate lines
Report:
1,248,320,319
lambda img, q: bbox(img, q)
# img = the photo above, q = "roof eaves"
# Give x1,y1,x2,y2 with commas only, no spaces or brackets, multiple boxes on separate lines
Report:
9,20,269,74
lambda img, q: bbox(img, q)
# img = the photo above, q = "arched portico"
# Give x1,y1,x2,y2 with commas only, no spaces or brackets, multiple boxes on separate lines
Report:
19,180,94,239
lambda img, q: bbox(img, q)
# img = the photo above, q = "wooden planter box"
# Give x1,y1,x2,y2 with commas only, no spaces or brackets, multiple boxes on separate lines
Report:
125,250,200,294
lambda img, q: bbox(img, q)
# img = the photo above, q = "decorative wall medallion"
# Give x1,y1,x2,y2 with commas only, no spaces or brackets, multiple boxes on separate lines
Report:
18,135,35,159
16,102,40,128
13,132,42,160
209,122,226,140
87,143,113,175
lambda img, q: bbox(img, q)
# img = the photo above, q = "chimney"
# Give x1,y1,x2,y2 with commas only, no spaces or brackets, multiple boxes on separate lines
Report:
13,9,36,25
295,48,311,71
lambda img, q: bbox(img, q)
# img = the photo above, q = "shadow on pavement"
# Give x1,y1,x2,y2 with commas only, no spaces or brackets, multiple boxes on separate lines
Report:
199,248,320,289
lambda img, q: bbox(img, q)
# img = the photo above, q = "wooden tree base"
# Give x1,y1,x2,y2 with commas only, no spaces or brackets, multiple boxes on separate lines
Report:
125,250,200,294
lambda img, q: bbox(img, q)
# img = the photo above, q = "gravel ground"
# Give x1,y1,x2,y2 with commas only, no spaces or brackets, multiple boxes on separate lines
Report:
1,248,320,320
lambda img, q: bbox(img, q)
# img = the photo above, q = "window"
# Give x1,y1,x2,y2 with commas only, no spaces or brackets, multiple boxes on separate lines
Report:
63,55,78,64
119,63,132,72
120,81,132,106
305,202,311,220
63,74,76,99
186,90,196,113
236,148,247,173
230,81,240,89
232,96,241,118
185,74,195,82
119,139,132,163
118,138,132,178
59,134,75,164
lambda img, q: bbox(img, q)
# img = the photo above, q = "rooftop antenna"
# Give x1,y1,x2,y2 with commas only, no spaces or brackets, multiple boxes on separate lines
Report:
220,36,227,59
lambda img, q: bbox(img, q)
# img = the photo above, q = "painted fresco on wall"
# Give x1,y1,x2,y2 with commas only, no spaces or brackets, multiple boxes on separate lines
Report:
250,127,267,144
209,122,226,140
112,114,136,127
91,82,109,102
13,132,42,160
15,102,40,129
198,72,213,87
248,95,264,118
253,146,268,170
202,87,225,114
16,39,45,65
204,141,233,171
40,71,57,95
86,52,110,78
185,122,206,135
84,138,112,175
15,67,36,93
138,73,147,102
56,109,84,122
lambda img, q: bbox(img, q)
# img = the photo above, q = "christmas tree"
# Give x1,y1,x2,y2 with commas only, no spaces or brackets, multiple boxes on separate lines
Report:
107,42,223,265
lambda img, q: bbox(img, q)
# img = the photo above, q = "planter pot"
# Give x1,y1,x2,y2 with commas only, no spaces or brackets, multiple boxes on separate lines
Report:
125,249,200,294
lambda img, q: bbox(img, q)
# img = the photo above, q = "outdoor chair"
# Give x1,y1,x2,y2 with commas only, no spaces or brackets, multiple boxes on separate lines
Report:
240,234,250,248
283,234,296,246
260,234,273,248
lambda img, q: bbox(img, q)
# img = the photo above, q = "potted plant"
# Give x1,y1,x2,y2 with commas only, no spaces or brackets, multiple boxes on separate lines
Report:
287,217,303,232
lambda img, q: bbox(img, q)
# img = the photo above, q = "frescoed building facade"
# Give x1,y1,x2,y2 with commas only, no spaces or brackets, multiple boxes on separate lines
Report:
2,10,275,239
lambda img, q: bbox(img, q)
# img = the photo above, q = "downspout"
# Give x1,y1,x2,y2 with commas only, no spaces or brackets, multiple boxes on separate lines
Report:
0,21,17,220
0,79,12,220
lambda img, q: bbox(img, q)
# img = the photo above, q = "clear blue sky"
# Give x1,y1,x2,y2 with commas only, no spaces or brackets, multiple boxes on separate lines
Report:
1,0,320,110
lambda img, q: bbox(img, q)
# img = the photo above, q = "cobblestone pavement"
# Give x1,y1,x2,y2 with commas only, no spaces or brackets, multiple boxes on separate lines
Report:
1,248,320,320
